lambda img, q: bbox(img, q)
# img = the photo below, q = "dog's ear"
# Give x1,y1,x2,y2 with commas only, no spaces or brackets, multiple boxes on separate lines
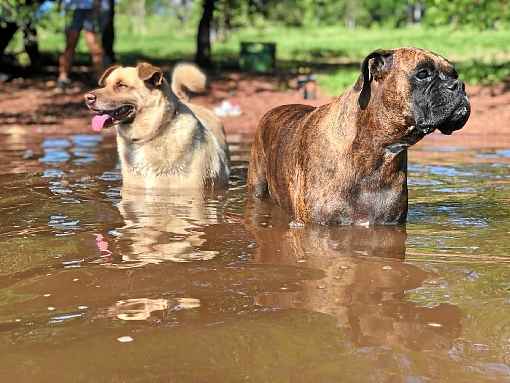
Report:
357,49,393,109
137,62,164,88
98,65,120,86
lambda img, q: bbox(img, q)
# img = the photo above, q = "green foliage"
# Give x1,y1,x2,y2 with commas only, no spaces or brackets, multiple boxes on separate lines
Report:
5,2,510,91
26,17,510,94
458,60,510,85
0,0,62,34
425,0,510,28
213,0,416,29
363,0,409,26
0,0,40,26
317,68,360,96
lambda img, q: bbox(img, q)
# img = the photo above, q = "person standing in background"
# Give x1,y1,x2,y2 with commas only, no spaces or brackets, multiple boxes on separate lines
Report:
57,0,103,90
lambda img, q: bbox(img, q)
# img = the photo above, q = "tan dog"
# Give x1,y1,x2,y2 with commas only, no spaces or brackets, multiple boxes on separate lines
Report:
85,63,230,190
248,47,470,225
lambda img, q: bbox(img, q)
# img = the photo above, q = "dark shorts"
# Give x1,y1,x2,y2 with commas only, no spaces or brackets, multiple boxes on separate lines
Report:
66,9,97,33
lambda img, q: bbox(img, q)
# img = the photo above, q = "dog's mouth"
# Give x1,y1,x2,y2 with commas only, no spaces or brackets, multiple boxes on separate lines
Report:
415,95,470,136
386,125,426,155
90,105,136,132
437,103,470,135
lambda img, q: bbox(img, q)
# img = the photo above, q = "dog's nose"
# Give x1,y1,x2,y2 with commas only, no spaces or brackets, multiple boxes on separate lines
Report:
84,92,96,105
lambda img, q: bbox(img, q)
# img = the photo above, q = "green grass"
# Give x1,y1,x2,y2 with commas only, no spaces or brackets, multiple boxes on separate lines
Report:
213,24,510,62
10,15,510,94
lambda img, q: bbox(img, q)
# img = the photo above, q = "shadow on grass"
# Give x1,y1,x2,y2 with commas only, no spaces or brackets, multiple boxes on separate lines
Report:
91,53,510,93
4,50,510,94
290,47,351,60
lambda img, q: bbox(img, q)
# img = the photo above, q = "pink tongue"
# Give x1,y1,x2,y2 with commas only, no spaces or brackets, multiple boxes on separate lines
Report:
91,114,112,132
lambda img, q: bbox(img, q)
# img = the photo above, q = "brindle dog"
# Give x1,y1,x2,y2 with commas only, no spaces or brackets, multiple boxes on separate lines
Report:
248,47,470,225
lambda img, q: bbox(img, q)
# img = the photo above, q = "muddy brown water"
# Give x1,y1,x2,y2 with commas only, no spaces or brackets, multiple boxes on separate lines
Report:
1,130,510,383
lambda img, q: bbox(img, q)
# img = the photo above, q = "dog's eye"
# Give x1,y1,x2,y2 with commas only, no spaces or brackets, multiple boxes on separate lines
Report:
116,82,128,90
416,69,431,80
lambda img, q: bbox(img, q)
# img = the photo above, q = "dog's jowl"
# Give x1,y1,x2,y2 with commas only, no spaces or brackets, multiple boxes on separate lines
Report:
248,47,470,225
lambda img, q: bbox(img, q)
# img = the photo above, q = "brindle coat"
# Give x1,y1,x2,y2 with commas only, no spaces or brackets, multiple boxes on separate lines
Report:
248,47,470,225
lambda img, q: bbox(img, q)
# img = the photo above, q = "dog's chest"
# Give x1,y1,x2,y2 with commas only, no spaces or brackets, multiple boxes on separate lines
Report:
119,142,186,185
308,164,407,225
120,142,222,191
353,184,406,224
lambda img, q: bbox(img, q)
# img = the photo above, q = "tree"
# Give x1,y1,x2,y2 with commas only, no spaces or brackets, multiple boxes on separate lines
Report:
196,0,216,67
0,0,44,67
0,21,18,57
101,0,116,65
425,0,510,28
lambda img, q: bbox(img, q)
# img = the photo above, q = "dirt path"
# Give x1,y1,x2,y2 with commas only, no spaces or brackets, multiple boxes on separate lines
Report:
1,73,509,153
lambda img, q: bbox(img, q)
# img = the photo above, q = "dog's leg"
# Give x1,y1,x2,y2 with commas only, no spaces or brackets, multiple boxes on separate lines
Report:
247,142,269,199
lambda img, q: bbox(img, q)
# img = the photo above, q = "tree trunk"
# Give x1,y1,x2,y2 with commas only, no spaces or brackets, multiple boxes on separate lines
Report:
223,0,232,31
195,0,216,67
23,22,40,69
0,0,44,71
0,22,19,57
133,0,146,35
345,0,358,29
101,0,116,65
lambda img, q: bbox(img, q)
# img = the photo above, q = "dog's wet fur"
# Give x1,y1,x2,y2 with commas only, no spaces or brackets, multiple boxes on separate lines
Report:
248,47,470,225
85,63,230,191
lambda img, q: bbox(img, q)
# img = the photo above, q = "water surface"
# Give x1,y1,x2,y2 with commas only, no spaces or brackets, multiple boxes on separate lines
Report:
1,131,510,382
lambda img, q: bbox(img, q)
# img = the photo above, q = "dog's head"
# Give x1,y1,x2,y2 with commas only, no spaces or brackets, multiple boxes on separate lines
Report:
355,47,470,147
84,63,167,133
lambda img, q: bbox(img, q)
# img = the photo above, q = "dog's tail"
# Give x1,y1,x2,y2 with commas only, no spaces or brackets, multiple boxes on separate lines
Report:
171,63,207,101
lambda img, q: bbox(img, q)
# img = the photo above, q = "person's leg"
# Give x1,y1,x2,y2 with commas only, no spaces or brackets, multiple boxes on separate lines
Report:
58,9,85,83
83,30,104,78
58,30,80,82
81,9,104,79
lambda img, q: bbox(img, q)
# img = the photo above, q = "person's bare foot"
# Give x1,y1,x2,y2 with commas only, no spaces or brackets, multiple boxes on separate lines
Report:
53,78,71,94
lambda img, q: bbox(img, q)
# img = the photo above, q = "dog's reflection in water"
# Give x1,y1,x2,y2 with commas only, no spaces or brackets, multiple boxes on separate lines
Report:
246,210,462,351
97,188,212,321
102,297,201,322
112,187,221,267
